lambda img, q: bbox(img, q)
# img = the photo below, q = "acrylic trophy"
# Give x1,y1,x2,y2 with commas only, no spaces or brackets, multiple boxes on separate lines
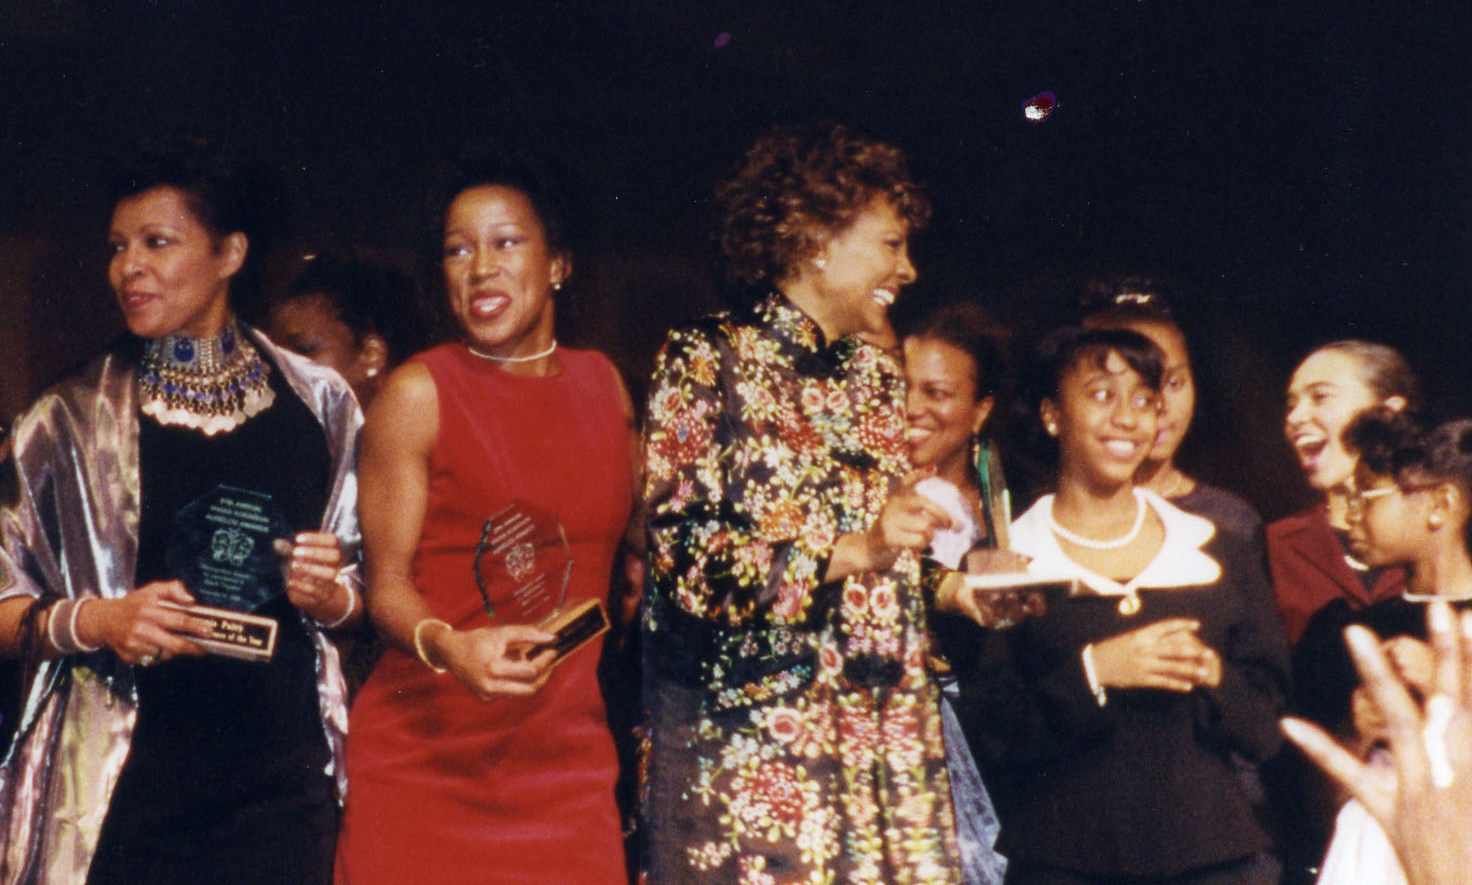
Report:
472,499,608,664
163,485,289,661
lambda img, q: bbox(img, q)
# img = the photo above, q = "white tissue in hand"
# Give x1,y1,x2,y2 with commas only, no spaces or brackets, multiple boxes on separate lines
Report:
914,476,978,569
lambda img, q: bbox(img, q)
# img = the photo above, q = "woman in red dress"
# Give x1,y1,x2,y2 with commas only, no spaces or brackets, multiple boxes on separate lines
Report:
334,149,637,884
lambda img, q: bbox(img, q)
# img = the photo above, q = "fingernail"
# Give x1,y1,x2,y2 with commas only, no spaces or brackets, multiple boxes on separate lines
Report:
1344,624,1379,657
1428,599,1452,636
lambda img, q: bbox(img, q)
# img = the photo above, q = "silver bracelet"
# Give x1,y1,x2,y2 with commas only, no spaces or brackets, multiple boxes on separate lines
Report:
1082,643,1108,707
45,600,68,654
68,598,101,653
319,576,358,630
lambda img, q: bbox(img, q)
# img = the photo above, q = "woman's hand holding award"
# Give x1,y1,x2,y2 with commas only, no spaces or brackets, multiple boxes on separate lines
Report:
473,499,609,666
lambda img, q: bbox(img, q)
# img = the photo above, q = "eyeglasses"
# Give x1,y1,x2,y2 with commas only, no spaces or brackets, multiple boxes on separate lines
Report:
1344,483,1441,513
1344,485,1398,513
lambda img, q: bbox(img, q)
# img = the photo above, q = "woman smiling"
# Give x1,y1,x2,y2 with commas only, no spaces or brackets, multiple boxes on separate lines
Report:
0,137,362,885
949,327,1288,885
641,123,960,883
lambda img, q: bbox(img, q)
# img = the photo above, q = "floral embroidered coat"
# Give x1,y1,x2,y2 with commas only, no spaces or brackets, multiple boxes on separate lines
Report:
641,294,959,885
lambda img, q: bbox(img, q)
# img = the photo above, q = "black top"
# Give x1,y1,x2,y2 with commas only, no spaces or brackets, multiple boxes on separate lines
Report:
1172,483,1264,551
948,530,1289,878
88,358,337,885
1291,592,1472,734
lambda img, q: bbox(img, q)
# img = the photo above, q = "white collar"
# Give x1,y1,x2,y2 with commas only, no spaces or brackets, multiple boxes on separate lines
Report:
1402,590,1472,604
1010,488,1221,596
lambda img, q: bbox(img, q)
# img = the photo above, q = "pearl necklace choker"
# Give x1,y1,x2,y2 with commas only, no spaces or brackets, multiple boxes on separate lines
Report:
466,339,557,363
1049,489,1148,550
138,325,274,436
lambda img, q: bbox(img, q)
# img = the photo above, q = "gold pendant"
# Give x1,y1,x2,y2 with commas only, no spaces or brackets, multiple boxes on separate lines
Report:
1117,594,1141,616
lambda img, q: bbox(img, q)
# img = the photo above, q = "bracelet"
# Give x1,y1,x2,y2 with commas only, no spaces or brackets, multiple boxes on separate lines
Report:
413,618,451,674
45,600,68,654
67,598,101,654
1081,643,1107,707
319,576,358,630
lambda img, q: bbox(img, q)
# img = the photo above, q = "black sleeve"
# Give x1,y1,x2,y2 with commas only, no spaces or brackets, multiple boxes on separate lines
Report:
949,618,1117,788
1194,533,1292,760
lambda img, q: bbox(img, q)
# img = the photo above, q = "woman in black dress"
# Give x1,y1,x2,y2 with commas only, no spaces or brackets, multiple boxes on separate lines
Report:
0,136,364,884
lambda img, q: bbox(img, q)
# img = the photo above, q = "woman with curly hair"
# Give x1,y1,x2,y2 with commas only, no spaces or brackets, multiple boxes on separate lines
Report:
641,122,963,883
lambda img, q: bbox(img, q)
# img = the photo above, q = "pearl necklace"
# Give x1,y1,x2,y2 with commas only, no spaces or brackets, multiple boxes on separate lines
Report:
1048,490,1148,551
466,339,557,363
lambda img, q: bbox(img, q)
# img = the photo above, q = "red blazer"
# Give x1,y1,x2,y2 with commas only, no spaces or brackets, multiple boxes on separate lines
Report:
1267,504,1407,646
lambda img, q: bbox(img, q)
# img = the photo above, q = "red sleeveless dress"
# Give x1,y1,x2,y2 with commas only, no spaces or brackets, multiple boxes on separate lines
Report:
336,344,632,884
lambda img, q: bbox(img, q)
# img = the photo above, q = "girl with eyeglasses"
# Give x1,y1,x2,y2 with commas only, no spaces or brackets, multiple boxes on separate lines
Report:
1298,409,1472,884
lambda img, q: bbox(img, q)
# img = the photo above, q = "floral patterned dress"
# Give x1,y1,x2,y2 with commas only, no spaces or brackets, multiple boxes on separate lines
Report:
641,294,960,885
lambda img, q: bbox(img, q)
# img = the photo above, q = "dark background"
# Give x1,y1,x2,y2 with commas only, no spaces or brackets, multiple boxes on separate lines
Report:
1,0,1468,520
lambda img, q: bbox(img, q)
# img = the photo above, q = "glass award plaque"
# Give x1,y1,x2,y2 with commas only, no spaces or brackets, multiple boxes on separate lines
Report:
473,500,608,664
164,485,290,662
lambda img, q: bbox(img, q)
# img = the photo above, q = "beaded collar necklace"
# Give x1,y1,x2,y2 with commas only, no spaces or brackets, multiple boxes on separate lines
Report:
138,324,274,436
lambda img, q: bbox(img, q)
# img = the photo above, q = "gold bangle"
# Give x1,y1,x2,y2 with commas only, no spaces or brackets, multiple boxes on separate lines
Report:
413,618,451,674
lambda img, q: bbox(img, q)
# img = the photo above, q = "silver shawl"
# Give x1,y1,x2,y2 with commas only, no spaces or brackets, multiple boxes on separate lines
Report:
0,330,362,885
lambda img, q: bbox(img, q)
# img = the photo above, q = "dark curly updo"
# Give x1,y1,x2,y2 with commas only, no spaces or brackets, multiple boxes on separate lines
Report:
1346,408,1472,551
715,122,930,294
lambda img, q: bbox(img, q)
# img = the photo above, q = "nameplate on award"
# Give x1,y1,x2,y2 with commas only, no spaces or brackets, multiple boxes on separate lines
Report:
160,600,278,663
528,597,611,665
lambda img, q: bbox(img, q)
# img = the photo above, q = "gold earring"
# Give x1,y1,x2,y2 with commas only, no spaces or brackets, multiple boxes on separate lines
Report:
1045,422,1058,436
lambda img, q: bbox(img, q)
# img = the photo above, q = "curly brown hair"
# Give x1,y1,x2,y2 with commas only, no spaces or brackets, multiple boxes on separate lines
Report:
715,122,930,290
